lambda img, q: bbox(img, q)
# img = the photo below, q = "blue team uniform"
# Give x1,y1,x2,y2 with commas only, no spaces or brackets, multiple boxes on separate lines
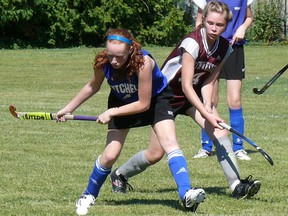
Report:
103,50,168,103
104,50,174,129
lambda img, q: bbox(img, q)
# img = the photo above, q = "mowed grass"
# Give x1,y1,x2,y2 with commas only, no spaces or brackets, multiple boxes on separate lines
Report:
0,46,287,216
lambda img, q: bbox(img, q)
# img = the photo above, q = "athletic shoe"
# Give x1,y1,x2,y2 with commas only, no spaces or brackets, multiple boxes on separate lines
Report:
182,188,206,212
76,194,95,216
235,149,251,161
110,169,133,193
193,149,213,159
232,175,261,199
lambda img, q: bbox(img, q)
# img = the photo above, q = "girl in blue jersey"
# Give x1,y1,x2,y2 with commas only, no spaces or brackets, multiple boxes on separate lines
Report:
110,1,260,202
56,28,205,215
193,0,254,161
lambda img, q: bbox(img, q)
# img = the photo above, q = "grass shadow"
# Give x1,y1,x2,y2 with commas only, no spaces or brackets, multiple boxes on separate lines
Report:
103,198,184,211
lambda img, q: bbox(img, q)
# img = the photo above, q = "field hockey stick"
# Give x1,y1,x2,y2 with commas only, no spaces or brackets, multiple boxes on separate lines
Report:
9,105,98,121
219,122,274,166
253,64,288,95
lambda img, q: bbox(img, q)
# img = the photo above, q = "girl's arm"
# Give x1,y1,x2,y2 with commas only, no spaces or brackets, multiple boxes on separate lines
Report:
195,8,203,28
231,6,253,45
97,55,154,124
57,70,105,117
181,50,223,129
200,60,225,112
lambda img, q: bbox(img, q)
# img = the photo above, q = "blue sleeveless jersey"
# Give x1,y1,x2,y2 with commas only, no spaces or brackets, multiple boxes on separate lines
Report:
206,0,248,45
103,50,168,103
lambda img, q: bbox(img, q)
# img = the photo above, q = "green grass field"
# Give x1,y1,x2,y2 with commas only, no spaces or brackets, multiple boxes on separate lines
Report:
1,46,287,216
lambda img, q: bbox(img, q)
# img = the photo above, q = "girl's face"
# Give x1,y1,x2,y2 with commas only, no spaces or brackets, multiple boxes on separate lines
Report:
106,41,131,69
203,11,227,42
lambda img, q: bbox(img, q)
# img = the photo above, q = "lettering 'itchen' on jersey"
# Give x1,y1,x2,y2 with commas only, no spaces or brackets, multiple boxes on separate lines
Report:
103,50,168,103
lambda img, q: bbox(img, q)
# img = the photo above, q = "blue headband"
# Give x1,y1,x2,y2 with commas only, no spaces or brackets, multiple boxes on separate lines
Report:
107,35,132,45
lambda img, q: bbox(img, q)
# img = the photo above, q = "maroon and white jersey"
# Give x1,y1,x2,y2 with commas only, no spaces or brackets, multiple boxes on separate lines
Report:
161,27,233,99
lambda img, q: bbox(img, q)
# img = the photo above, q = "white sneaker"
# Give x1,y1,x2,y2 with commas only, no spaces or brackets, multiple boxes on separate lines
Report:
76,194,95,216
235,149,251,161
182,188,206,212
193,149,212,159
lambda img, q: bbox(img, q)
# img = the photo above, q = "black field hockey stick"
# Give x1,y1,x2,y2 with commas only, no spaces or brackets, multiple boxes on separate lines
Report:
9,105,98,121
219,122,274,166
253,64,288,95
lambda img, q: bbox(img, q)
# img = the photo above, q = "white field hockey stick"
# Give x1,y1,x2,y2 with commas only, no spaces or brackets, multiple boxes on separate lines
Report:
9,105,98,121
219,122,274,166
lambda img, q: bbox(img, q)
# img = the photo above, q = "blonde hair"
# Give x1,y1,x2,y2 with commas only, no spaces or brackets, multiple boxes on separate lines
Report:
202,1,232,24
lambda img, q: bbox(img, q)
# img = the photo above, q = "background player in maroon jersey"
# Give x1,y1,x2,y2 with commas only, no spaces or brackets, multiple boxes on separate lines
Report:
110,1,261,200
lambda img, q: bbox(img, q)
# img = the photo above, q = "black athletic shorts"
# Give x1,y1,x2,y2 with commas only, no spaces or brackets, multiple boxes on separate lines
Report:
108,86,175,129
219,45,245,80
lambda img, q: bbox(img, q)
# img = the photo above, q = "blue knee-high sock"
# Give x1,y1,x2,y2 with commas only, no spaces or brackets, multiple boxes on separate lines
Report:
84,157,111,198
229,107,244,152
201,129,213,152
167,150,191,200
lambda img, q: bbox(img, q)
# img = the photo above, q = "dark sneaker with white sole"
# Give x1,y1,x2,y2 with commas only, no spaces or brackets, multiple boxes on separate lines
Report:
110,169,133,193
232,175,261,199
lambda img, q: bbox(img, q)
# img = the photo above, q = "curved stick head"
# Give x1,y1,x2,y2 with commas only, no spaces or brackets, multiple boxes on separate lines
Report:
253,88,262,94
9,105,19,118
260,149,274,166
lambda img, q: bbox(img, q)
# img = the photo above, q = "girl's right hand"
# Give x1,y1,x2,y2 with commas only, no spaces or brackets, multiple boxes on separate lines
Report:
56,109,70,122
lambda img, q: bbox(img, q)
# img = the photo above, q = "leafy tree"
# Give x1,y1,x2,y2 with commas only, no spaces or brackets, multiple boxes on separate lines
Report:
249,0,286,44
0,0,191,48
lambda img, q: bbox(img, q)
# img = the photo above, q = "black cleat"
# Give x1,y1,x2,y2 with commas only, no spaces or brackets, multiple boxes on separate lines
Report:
110,169,133,193
232,175,261,199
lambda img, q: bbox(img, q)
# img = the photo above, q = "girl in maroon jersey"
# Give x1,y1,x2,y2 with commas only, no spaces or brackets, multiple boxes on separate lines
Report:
111,1,261,201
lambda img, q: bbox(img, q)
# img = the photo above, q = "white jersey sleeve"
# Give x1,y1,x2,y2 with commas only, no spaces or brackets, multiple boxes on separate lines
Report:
192,0,207,10
247,0,255,6
162,38,199,83
194,0,254,9
179,38,200,60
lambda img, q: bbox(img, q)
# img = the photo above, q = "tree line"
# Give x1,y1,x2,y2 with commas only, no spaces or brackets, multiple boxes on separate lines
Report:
0,0,286,49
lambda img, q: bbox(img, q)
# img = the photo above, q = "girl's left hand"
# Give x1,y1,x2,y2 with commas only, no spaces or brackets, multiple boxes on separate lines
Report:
204,103,213,114
231,26,246,45
205,113,224,130
97,109,113,124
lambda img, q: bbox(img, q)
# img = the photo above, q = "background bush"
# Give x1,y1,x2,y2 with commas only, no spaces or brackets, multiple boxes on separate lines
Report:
0,0,192,48
248,0,287,44
0,0,287,48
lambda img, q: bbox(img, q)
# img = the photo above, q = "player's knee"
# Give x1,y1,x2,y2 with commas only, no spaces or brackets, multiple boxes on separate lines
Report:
101,152,119,167
145,150,164,164
227,99,242,109
215,128,229,138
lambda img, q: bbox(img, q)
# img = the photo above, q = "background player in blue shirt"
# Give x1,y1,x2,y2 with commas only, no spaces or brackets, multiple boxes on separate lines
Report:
193,0,254,161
